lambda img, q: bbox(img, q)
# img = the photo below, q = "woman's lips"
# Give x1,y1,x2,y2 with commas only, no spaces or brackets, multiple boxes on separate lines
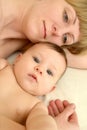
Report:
43,20,46,39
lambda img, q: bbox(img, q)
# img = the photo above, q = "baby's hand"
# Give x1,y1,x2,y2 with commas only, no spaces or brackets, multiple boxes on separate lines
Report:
48,99,80,130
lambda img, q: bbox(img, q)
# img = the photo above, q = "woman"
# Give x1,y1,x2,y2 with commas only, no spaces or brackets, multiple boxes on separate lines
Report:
0,0,87,69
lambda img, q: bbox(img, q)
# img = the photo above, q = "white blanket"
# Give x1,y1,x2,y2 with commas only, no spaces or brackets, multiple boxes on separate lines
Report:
45,68,87,130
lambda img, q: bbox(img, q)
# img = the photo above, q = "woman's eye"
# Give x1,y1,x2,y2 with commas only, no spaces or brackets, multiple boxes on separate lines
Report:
47,69,53,76
63,33,67,44
33,56,40,63
64,10,68,23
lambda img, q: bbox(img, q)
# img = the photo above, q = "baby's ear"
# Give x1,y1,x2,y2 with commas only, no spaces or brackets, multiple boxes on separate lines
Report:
50,86,56,92
13,53,22,64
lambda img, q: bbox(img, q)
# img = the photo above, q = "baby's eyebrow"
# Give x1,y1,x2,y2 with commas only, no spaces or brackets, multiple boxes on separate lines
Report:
50,64,57,72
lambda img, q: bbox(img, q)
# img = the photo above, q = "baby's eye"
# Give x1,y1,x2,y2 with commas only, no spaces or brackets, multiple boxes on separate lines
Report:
33,56,40,63
63,10,68,23
63,33,68,44
47,69,53,76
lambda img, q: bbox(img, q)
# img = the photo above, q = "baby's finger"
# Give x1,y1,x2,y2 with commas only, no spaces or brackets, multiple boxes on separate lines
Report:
55,99,65,113
49,100,59,116
48,105,55,117
63,100,70,107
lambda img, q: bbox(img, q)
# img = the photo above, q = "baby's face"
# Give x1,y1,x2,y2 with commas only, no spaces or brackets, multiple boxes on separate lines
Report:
13,43,66,96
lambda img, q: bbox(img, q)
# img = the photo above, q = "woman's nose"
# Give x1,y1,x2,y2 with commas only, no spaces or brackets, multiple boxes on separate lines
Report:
35,66,42,75
52,23,71,36
52,24,62,36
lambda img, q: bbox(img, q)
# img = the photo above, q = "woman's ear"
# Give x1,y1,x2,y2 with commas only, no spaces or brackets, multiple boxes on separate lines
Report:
13,53,22,64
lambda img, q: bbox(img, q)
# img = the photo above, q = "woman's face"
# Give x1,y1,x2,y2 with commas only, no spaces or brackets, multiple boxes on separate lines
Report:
25,0,80,46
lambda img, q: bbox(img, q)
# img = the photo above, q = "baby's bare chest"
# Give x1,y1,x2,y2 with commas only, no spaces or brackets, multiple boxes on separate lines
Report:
0,91,30,124
0,84,39,124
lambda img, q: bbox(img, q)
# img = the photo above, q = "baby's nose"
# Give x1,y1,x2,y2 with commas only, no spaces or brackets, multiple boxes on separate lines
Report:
35,66,42,75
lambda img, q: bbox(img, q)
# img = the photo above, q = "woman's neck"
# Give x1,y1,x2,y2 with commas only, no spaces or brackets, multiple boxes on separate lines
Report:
17,0,36,34
0,0,35,35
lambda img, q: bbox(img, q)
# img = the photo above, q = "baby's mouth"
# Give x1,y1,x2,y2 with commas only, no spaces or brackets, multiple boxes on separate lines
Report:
28,74,37,82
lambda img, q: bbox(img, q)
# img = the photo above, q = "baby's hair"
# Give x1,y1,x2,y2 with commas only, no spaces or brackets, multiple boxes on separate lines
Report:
21,42,67,66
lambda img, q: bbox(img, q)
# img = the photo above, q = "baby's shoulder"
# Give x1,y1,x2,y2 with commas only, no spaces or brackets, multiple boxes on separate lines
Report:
31,99,48,114
0,58,9,70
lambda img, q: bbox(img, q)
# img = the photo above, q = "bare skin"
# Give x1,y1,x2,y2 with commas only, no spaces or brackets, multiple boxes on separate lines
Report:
0,62,58,130
48,99,80,130
0,43,80,130
0,0,31,57
0,0,87,69
0,43,66,130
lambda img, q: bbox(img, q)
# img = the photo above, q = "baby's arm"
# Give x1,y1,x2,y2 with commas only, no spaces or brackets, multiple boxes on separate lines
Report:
0,58,9,70
26,102,58,130
48,99,80,130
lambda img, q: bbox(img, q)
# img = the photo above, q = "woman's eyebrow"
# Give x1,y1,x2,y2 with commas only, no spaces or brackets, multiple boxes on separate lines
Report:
71,33,74,43
68,7,77,25
72,17,77,43
73,15,77,25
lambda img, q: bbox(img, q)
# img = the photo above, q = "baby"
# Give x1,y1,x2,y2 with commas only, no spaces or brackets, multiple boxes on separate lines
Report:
0,42,79,130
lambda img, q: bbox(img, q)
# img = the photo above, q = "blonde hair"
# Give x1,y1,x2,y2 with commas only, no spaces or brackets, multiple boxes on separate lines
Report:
63,0,87,54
